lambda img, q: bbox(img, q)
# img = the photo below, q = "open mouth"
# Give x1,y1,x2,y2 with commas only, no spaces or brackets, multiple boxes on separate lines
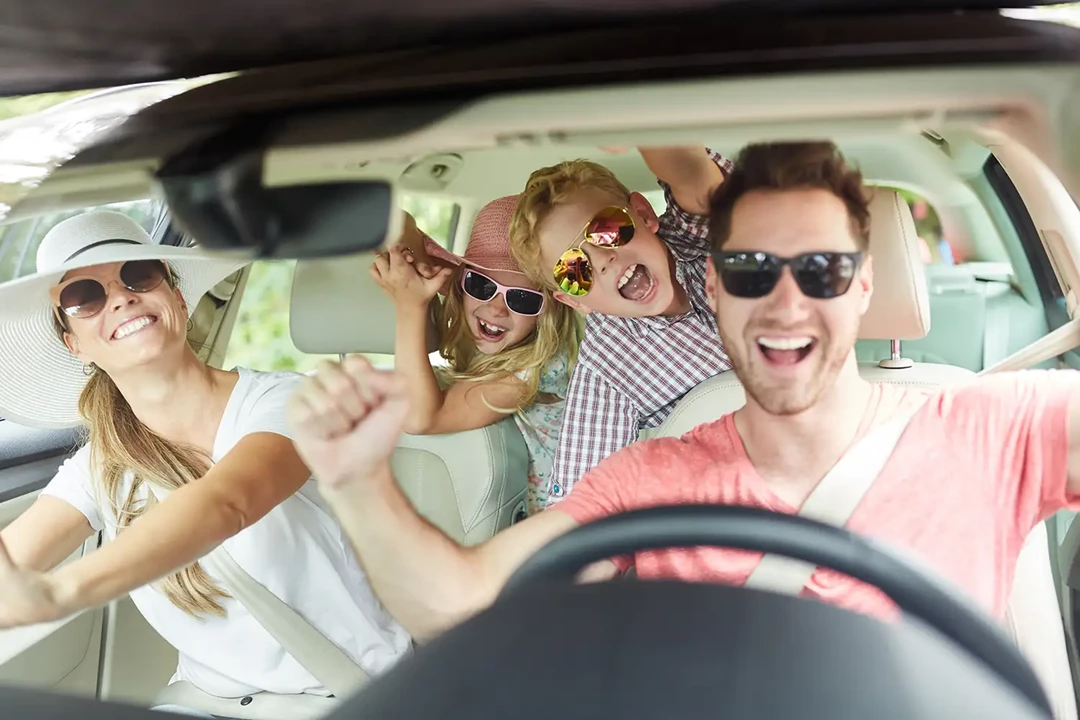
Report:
477,318,508,342
757,336,816,366
111,315,158,340
617,263,655,302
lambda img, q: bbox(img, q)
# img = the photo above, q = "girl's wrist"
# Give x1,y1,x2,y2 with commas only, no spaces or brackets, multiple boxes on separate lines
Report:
395,301,431,320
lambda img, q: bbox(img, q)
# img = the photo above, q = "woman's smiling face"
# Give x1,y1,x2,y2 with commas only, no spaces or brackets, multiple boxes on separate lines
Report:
57,261,189,372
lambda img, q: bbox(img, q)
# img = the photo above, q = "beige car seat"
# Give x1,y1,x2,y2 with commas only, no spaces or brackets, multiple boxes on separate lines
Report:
290,251,528,545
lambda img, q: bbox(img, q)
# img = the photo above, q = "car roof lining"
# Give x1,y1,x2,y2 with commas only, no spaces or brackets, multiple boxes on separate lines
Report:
1,132,1005,265
0,1,1065,97
2,133,985,223
6,61,1073,275
7,63,1056,217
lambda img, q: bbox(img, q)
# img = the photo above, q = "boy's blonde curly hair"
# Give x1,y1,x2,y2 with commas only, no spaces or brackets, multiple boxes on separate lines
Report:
508,160,632,290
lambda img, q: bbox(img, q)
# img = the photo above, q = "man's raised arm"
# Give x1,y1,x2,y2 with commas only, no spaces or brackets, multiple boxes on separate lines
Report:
287,357,616,640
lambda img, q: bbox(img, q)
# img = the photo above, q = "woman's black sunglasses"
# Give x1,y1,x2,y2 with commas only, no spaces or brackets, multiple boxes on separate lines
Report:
712,251,863,299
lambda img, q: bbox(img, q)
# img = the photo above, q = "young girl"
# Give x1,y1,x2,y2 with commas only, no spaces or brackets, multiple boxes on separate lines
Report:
370,196,582,513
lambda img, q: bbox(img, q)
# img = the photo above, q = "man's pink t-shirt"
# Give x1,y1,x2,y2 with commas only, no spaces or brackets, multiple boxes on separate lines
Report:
556,371,1080,619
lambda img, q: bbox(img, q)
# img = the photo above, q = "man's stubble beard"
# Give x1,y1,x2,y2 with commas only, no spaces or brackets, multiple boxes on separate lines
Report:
717,325,855,417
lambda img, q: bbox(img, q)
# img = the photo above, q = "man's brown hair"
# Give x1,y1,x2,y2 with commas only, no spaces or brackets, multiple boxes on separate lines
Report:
708,142,871,251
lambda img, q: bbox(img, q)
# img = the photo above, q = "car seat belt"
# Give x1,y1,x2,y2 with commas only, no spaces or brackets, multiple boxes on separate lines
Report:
198,548,371,697
742,401,926,596
981,314,1080,375
983,223,1080,374
145,485,370,700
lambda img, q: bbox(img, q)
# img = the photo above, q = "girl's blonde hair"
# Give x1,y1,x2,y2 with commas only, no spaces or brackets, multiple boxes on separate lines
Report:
437,264,582,411
53,266,230,618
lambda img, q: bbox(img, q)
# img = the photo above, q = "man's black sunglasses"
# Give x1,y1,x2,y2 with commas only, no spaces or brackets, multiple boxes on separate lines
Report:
712,251,864,300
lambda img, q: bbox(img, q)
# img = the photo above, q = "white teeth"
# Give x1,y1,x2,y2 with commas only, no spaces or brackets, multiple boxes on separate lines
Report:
758,336,812,351
478,320,506,336
112,316,154,340
618,265,638,290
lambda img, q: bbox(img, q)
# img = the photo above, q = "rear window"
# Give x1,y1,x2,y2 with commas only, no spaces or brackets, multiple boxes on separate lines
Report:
891,189,956,266
400,195,459,250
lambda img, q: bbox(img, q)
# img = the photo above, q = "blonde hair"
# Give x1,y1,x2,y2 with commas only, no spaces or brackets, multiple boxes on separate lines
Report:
54,267,230,618
509,160,632,289
437,265,583,412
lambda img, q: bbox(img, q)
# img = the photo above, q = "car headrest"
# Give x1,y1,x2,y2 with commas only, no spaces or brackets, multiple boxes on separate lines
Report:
290,252,440,355
857,190,930,341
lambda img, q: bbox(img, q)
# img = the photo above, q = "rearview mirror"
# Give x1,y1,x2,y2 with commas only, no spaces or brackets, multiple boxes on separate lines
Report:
155,125,397,259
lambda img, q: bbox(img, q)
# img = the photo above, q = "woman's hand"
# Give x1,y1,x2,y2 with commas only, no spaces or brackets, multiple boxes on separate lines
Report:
0,536,72,628
371,245,453,311
288,357,410,490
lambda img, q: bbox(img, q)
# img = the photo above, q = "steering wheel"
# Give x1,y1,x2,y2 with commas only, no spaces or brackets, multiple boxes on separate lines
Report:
501,504,1051,716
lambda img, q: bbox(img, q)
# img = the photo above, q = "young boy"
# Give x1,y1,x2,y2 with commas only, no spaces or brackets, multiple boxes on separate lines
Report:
507,147,733,497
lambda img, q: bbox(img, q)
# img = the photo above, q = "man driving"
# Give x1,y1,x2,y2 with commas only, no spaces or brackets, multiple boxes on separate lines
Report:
286,141,1080,639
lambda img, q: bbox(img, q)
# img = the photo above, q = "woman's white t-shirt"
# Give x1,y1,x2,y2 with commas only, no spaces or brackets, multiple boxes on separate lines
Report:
40,368,412,698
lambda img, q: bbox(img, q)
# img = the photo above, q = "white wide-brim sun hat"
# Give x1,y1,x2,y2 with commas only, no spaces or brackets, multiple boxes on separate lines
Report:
0,210,250,429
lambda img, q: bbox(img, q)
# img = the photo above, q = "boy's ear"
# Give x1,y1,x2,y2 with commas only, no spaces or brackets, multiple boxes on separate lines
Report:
554,290,590,314
628,191,660,234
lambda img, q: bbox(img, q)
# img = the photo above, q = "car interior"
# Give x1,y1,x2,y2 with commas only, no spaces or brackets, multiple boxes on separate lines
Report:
3,5,1080,719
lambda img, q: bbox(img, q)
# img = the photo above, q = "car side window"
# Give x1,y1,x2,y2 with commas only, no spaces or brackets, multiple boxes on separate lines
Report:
0,200,161,284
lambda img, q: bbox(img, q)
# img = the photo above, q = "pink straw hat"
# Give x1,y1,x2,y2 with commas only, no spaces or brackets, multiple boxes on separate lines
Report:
425,195,526,277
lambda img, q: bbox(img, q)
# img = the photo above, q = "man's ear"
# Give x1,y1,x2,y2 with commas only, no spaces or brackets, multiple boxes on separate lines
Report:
705,256,720,310
628,192,660,234
857,255,874,316
554,290,591,315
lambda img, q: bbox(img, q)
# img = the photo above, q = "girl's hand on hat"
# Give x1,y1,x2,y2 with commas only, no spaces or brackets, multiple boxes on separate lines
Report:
391,240,453,281
397,245,438,280
392,212,437,275
371,245,452,310
288,356,409,489
0,536,73,628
